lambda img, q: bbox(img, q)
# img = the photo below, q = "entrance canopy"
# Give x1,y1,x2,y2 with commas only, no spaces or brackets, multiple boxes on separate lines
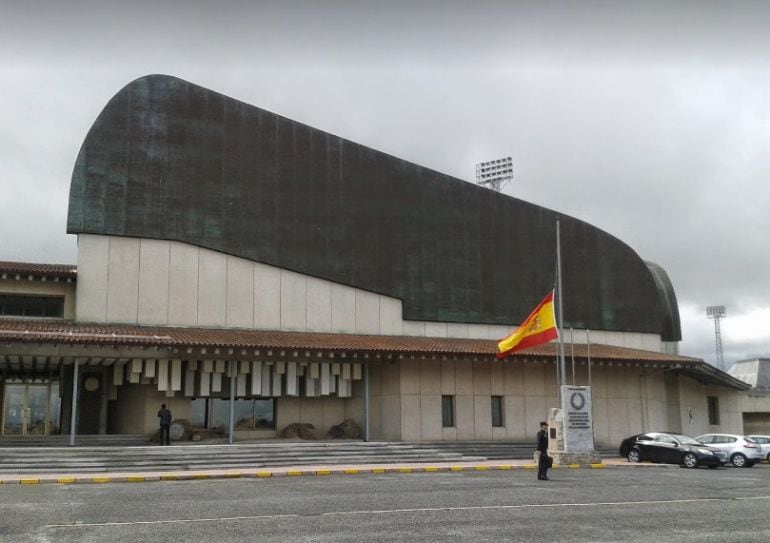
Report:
0,318,750,391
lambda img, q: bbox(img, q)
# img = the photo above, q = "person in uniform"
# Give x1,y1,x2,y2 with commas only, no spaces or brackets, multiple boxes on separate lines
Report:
536,421,550,480
158,403,172,446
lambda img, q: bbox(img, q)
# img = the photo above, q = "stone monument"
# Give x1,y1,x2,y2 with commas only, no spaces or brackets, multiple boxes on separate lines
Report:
548,385,602,465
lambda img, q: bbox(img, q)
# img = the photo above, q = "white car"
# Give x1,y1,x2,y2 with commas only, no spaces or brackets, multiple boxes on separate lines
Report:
747,435,770,462
695,433,764,467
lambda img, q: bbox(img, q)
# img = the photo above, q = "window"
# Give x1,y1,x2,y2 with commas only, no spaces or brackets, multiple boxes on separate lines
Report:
491,396,504,427
442,395,455,428
190,398,275,430
0,294,64,318
707,396,720,425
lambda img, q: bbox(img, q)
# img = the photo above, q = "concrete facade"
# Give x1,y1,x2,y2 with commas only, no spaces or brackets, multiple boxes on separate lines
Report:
76,234,666,352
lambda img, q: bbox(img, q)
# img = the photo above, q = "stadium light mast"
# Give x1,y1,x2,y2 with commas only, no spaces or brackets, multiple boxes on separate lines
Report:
476,156,513,192
706,305,726,371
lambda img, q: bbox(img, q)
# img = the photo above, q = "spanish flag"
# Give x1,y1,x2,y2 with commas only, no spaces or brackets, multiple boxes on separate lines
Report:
496,290,558,358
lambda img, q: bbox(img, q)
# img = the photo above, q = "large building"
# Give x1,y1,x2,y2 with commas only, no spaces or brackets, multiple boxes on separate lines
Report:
0,75,751,445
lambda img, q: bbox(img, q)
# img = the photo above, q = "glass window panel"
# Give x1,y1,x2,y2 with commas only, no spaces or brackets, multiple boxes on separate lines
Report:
442,395,455,428
190,398,207,427
491,396,504,427
48,382,61,434
254,399,275,429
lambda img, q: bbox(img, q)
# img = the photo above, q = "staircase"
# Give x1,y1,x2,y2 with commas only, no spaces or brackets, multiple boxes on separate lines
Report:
0,438,617,474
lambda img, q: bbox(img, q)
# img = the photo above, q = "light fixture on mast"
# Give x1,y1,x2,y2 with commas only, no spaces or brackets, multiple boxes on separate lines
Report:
706,305,726,371
475,157,513,192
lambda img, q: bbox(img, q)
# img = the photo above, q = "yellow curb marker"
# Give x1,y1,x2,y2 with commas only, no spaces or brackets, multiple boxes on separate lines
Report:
398,468,413,473
127,477,146,483
523,465,537,470
316,470,331,476
255,472,272,478
91,477,112,483
423,467,439,472
497,465,513,470
161,475,178,481
20,479,40,485
225,473,242,479
343,469,360,474
372,468,385,473
287,471,303,476
591,464,605,469
192,474,210,480
568,464,581,469
449,466,464,472
474,466,489,471
57,477,76,484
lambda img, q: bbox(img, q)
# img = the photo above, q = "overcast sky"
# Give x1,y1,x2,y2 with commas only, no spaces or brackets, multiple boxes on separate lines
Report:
1,1,768,367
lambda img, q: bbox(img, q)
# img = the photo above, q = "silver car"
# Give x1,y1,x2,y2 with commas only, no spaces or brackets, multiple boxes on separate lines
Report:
695,433,764,467
747,435,770,462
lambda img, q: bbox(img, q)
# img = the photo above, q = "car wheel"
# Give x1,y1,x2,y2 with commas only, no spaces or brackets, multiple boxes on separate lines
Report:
628,449,641,463
682,453,698,469
731,453,747,468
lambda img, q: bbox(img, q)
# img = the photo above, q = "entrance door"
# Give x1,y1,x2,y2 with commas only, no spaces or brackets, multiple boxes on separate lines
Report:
2,383,60,436
2,384,25,435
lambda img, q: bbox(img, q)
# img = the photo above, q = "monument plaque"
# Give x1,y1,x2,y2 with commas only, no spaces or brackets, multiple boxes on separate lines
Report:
548,385,602,465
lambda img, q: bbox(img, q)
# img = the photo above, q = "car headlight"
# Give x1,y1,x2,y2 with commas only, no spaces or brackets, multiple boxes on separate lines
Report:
696,448,713,455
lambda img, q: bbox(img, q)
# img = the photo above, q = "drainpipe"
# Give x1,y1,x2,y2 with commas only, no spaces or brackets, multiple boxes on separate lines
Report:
364,363,370,442
69,359,79,447
228,360,235,445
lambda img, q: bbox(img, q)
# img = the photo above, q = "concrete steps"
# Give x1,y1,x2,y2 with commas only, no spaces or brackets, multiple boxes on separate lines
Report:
0,441,483,474
0,438,617,474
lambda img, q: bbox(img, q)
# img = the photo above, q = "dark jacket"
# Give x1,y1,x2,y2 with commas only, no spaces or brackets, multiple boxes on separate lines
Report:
536,428,548,453
158,408,172,426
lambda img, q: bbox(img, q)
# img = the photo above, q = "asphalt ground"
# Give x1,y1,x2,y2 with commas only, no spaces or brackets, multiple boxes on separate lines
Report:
2,462,769,543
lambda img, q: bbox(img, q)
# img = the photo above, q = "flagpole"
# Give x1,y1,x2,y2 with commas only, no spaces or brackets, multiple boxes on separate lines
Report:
556,217,566,405
570,327,575,385
586,328,592,388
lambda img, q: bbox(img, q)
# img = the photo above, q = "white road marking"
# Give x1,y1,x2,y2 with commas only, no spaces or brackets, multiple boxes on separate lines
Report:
47,495,770,529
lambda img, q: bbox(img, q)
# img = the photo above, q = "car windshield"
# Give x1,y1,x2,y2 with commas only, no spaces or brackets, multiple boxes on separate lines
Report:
669,434,699,445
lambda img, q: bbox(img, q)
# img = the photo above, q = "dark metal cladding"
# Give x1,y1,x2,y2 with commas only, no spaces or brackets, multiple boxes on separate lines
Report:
67,74,681,341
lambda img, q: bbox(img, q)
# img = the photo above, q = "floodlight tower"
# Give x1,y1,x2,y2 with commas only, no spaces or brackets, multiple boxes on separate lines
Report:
476,156,513,192
706,305,726,371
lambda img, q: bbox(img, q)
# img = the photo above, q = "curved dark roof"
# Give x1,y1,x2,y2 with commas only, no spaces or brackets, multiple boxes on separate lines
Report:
67,74,681,340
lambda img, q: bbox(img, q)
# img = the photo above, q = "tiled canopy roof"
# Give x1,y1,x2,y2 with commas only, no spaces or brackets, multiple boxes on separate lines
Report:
0,261,77,280
0,318,750,390
0,318,697,362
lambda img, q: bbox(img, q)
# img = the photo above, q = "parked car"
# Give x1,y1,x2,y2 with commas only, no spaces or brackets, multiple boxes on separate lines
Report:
620,432,725,468
695,434,763,467
747,435,770,462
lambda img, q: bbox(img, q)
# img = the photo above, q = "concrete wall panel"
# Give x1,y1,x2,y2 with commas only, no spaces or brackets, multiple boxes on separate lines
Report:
226,256,254,328
106,237,140,323
331,284,355,333
306,277,332,332
254,262,281,330
197,249,227,327
280,270,306,331
379,297,403,335
355,290,380,334
168,242,199,326
137,239,170,324
76,234,109,322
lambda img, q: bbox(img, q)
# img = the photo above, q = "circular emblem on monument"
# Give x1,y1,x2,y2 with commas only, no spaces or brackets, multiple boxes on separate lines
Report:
570,391,586,411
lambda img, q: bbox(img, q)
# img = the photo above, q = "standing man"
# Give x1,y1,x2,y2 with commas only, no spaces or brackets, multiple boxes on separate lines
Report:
158,403,172,446
536,421,549,481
